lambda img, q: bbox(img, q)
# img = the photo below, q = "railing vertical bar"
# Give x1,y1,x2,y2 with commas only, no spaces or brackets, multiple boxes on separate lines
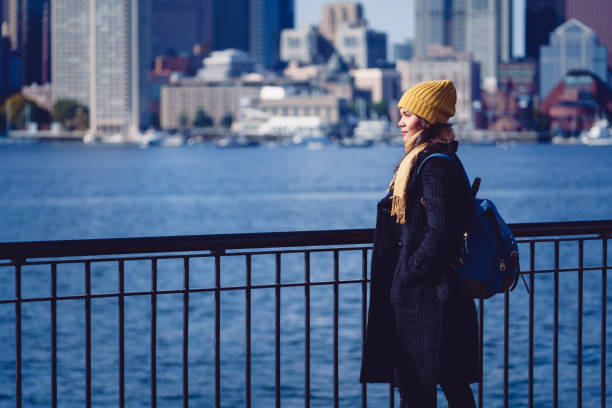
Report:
275,253,281,408
215,255,221,408
478,298,484,408
577,240,583,408
333,250,340,408
304,252,311,408
85,261,91,408
15,263,22,408
553,240,559,408
504,289,509,408
361,249,368,408
151,259,158,408
183,257,189,408
602,237,607,408
388,384,394,408
245,254,252,408
529,242,535,408
51,263,57,408
118,260,125,408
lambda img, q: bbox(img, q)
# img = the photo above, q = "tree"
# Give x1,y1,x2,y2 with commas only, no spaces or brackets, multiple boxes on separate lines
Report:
1,93,52,128
178,112,189,129
52,99,89,130
370,100,389,119
221,113,233,129
193,108,213,127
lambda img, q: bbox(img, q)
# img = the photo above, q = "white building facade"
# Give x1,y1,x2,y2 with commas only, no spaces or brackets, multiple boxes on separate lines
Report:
52,0,151,135
280,25,319,64
335,25,387,69
197,49,256,81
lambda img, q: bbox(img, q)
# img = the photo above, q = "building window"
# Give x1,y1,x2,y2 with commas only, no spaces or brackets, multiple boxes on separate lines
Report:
344,36,358,47
473,0,488,10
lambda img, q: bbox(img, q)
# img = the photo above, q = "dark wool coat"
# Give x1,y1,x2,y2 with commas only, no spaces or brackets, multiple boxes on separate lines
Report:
360,142,480,387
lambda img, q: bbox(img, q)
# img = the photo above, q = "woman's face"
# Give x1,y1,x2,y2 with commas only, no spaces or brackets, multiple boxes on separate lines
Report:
398,108,427,143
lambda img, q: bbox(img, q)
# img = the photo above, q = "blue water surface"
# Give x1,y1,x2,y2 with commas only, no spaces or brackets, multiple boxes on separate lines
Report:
0,142,611,407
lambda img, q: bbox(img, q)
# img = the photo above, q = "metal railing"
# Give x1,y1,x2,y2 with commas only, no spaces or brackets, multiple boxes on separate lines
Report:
0,220,610,407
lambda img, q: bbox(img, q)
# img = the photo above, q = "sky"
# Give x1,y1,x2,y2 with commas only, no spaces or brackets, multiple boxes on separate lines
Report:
296,0,526,57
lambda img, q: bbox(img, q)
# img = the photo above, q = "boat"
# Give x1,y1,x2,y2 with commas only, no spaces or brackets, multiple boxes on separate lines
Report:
214,135,260,148
352,119,390,143
338,137,374,147
580,118,612,146
160,134,184,147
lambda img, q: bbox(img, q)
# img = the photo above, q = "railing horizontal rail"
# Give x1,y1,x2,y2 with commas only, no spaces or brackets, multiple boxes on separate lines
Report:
1,220,611,262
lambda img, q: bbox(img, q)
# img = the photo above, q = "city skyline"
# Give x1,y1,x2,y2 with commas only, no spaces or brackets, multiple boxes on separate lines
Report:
296,0,526,57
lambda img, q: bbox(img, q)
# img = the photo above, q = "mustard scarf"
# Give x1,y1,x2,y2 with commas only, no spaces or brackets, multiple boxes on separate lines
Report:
388,127,456,224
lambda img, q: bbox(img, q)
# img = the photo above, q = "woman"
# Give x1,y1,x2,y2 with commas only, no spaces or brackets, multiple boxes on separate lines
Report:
360,80,480,407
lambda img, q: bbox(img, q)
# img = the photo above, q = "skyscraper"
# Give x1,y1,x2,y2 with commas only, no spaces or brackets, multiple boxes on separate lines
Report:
5,0,17,50
566,0,612,70
22,0,49,85
319,2,365,46
415,0,511,86
539,18,607,99
52,0,151,135
466,0,512,86
51,0,89,106
525,0,565,60
249,0,294,69
213,0,249,52
415,0,468,57
3,0,50,85
152,0,212,57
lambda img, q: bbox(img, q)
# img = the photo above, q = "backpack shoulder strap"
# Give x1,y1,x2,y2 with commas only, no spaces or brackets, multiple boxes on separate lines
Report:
416,152,471,188
416,153,454,175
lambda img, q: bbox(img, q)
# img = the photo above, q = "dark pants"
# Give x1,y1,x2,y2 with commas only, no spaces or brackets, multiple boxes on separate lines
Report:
394,345,476,408
398,380,476,408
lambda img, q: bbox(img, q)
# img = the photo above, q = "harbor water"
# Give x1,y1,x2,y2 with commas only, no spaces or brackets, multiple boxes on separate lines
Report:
0,142,611,407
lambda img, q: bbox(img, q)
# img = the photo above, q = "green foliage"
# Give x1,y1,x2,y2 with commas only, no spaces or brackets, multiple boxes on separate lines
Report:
347,99,389,119
178,112,189,129
1,93,52,128
193,108,213,127
52,99,89,130
370,100,389,119
221,113,233,129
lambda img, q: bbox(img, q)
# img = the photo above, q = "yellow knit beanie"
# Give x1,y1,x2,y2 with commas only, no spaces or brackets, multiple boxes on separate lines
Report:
397,79,457,124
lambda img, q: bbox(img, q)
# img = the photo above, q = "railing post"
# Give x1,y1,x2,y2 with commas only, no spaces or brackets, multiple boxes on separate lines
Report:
15,263,22,408
119,260,125,408
215,254,221,408
361,249,368,408
275,253,281,408
333,250,339,408
85,261,91,408
245,254,252,408
602,237,607,408
577,240,583,408
529,242,535,408
553,240,559,408
51,263,57,408
183,257,189,408
151,259,157,408
304,252,311,408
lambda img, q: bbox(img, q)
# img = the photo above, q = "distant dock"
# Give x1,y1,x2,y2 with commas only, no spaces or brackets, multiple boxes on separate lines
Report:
7,130,85,142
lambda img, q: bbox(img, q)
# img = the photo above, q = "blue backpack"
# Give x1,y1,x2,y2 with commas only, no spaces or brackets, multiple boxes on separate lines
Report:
417,153,520,299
